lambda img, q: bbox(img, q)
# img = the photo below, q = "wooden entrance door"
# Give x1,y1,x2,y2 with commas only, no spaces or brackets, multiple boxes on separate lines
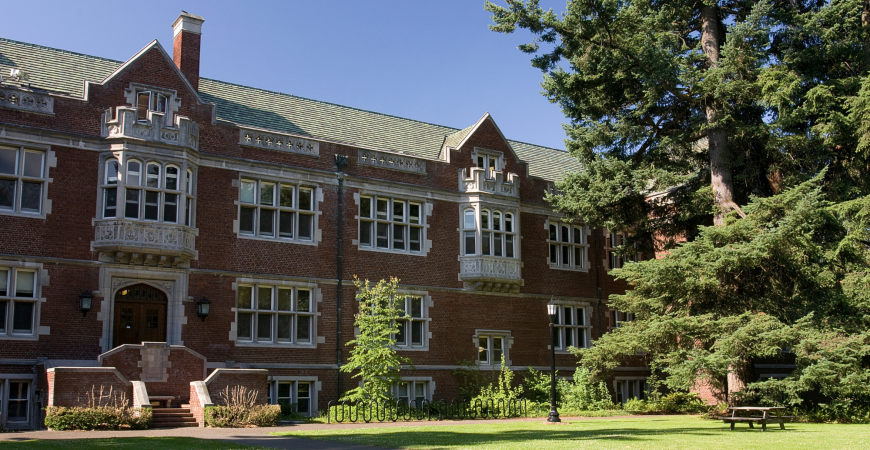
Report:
113,284,167,347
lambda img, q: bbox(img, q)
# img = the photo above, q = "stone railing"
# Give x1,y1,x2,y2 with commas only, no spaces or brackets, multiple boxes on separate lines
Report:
0,86,54,114
101,106,199,150
459,167,520,198
458,255,523,293
93,220,197,267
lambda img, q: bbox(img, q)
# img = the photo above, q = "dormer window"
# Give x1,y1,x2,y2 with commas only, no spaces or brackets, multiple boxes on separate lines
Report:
136,91,168,121
475,154,499,179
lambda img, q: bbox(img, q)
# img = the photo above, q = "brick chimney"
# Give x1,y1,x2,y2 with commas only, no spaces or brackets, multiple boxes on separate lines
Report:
171,11,204,91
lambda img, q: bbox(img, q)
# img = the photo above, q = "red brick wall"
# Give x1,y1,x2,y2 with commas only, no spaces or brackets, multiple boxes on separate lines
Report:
99,344,206,404
204,369,269,406
47,367,132,408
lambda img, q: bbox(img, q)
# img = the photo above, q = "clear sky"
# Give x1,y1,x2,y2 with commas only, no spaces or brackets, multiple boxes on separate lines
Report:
2,0,570,151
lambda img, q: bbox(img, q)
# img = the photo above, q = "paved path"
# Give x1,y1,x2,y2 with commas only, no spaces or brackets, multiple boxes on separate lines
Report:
0,415,652,449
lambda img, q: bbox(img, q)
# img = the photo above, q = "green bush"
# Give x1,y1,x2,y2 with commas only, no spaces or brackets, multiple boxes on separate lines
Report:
44,406,151,431
650,392,707,414
205,404,281,427
622,398,650,413
562,368,615,411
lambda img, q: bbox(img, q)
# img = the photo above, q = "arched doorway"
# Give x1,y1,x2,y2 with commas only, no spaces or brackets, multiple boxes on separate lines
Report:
113,284,168,347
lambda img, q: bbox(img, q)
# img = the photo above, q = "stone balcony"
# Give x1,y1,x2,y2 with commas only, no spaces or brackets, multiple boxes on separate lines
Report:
93,220,198,267
459,167,520,198
458,255,523,293
101,106,199,151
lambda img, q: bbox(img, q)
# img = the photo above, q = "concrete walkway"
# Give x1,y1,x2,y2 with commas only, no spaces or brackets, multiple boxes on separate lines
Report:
0,415,650,449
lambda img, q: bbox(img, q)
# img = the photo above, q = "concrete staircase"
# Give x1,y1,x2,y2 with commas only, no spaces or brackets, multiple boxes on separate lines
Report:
152,406,198,428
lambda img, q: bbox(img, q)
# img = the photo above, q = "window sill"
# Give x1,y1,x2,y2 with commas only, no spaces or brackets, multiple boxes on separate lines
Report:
547,264,589,273
357,245,426,257
234,341,317,348
394,346,429,352
237,234,318,246
0,209,46,220
0,334,39,341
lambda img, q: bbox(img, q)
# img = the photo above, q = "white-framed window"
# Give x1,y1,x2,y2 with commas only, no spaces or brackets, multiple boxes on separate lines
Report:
269,380,314,416
612,310,634,328
614,378,649,404
236,284,314,345
548,222,588,270
606,231,639,269
475,153,500,179
0,145,45,215
394,295,426,349
554,304,591,351
393,379,431,406
239,179,315,242
136,90,168,121
462,207,517,258
0,268,38,337
473,331,512,367
359,195,424,253
113,158,193,225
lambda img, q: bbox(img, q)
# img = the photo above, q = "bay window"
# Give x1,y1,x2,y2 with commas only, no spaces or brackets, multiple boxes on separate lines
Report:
110,158,194,226
463,207,516,258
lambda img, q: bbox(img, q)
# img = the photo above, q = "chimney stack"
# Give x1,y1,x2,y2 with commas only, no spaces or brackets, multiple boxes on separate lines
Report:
171,11,204,91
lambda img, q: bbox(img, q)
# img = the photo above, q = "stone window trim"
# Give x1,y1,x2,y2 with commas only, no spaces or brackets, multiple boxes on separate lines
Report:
232,177,323,246
603,230,640,270
459,203,520,259
352,288,433,352
470,147,505,180
393,376,435,406
0,141,56,219
613,377,650,404
472,329,513,369
230,278,323,348
123,83,181,128
352,192,433,256
0,260,48,341
546,219,590,272
551,301,592,354
267,376,321,417
96,151,197,228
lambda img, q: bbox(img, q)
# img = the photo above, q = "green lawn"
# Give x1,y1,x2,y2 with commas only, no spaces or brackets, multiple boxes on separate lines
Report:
276,416,870,449
0,437,265,450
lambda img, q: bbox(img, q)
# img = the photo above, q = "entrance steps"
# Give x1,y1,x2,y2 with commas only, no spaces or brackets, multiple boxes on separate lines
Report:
152,407,198,428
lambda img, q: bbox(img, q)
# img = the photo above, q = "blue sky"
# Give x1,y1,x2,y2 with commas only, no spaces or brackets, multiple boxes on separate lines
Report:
3,0,570,151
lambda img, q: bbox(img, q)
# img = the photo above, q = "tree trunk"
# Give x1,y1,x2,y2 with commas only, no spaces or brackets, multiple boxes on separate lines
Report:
863,1,870,70
701,6,740,225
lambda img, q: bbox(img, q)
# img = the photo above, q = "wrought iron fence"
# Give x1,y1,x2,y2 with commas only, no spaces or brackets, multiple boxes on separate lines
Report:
326,398,528,423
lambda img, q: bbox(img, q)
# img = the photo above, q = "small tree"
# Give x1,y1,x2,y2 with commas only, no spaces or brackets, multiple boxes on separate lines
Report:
341,277,413,402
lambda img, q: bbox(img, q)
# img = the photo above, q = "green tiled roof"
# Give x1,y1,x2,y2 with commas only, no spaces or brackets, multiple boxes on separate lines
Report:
0,37,580,181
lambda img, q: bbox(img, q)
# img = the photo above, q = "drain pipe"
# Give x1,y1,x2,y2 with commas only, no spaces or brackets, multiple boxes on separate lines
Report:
335,154,349,397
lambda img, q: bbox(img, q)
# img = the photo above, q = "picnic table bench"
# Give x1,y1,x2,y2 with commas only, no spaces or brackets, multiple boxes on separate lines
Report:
719,406,793,431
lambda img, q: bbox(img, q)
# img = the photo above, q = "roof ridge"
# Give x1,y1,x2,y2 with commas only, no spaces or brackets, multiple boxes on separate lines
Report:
200,77,464,133
507,138,569,153
0,37,123,64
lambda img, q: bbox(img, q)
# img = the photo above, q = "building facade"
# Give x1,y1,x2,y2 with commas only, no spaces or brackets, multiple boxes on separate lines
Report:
0,13,646,429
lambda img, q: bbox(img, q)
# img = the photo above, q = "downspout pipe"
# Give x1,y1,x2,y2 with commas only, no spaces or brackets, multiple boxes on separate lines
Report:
335,154,349,397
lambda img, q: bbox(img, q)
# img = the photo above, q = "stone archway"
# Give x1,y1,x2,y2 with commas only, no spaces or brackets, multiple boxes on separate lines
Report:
112,283,168,347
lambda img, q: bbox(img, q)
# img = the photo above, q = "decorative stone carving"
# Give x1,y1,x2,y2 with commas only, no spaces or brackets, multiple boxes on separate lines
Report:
93,220,197,267
101,107,199,150
357,149,426,174
238,128,319,157
111,278,174,295
0,86,54,114
458,255,523,293
459,167,519,198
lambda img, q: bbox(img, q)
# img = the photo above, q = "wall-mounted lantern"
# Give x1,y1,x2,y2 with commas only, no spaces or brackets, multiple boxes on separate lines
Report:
79,290,94,317
196,297,211,321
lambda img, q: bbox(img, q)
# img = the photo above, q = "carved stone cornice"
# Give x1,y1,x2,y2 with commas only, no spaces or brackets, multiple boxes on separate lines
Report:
101,107,200,151
93,220,197,268
460,168,519,198
238,128,319,157
358,149,426,174
0,86,54,115
458,255,523,293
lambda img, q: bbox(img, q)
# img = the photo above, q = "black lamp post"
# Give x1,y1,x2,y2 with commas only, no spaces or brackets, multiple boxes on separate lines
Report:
79,290,93,317
547,299,561,423
196,297,211,321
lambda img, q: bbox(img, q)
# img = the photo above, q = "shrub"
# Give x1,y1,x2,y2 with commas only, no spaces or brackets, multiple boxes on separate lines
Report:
472,355,524,405
44,406,151,430
562,368,615,411
622,398,650,413
650,392,707,414
204,386,281,427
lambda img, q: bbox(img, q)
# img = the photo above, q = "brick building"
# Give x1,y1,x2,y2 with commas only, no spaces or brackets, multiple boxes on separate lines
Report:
0,12,646,429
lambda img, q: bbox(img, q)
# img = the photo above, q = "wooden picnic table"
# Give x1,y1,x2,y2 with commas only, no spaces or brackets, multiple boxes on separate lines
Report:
719,406,791,431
